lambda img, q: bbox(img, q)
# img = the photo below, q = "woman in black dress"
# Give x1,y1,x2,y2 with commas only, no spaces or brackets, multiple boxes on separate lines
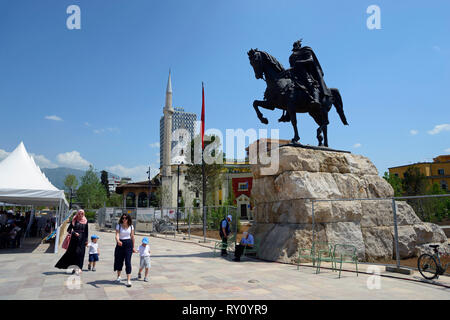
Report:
55,209,88,274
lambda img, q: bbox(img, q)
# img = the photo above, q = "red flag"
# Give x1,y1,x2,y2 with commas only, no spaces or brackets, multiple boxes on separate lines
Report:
201,82,205,150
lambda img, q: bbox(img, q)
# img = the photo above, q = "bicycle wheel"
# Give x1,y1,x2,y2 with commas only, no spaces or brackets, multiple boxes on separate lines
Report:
418,254,439,280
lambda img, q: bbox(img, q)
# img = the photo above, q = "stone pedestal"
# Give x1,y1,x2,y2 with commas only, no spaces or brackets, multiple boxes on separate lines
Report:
249,146,447,263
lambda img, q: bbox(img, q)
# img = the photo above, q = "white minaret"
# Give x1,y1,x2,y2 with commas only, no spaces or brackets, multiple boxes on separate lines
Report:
162,71,174,207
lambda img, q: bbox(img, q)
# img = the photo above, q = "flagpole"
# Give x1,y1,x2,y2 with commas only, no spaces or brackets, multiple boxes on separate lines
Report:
202,143,206,242
201,82,207,243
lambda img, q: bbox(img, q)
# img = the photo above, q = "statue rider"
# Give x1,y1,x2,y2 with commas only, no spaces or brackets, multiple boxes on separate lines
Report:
279,39,331,123
289,39,331,103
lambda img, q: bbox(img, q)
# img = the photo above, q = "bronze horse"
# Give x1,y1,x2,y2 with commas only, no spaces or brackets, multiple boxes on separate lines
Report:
248,49,348,147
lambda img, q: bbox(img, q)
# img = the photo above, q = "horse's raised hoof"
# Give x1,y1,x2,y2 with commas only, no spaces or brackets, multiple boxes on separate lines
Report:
278,115,290,123
291,139,300,145
260,117,268,125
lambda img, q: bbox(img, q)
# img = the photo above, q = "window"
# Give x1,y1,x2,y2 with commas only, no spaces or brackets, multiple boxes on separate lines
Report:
238,182,248,191
195,191,199,198
438,169,445,176
441,180,448,191
394,173,399,177
219,200,222,205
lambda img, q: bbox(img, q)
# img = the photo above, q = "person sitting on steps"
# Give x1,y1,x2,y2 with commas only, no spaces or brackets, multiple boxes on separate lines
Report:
233,232,254,262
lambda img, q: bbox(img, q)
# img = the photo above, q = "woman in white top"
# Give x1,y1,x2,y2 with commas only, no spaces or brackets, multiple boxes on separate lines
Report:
113,213,137,287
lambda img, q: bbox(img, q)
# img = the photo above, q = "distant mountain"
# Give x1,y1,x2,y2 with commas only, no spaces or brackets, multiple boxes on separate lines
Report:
42,167,120,190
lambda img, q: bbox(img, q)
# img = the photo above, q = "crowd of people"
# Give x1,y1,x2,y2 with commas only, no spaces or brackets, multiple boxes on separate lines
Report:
0,209,58,249
0,209,28,249
54,209,253,288
55,210,148,288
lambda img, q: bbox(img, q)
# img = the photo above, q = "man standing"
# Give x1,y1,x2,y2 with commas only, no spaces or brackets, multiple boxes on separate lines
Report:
233,232,254,262
289,39,331,106
219,215,232,256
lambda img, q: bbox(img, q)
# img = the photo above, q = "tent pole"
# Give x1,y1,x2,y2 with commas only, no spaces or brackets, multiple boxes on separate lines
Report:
54,199,62,254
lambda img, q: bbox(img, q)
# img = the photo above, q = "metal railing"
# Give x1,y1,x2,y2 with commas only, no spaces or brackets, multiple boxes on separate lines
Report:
97,206,240,241
307,194,449,273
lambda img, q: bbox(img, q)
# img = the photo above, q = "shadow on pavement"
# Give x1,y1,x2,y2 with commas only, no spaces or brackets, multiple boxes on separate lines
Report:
85,279,120,288
151,251,221,259
0,237,49,254
42,271,68,276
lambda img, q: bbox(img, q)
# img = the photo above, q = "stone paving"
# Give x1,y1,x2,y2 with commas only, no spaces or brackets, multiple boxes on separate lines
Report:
0,227,449,300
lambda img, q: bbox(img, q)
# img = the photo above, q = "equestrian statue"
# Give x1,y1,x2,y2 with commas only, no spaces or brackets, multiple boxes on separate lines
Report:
248,39,348,147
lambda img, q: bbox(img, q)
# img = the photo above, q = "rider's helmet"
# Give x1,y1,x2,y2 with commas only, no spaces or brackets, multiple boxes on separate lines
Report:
292,39,303,52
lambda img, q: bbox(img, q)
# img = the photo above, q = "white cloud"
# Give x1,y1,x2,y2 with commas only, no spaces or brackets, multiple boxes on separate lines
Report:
428,124,450,135
445,148,450,153
84,122,91,127
45,115,63,121
353,143,362,148
57,151,91,169
432,45,441,52
149,142,160,148
410,130,418,135
0,149,57,168
94,127,120,134
30,153,57,169
106,164,159,182
0,149,10,161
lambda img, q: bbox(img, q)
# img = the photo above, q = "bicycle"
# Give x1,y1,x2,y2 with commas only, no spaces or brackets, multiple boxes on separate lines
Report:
417,244,449,280
153,218,175,234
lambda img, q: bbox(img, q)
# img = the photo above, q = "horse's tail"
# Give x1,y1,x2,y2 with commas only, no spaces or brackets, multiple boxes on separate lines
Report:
330,88,348,125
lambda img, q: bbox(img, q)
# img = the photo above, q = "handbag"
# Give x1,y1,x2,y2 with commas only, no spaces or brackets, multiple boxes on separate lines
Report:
62,233,71,250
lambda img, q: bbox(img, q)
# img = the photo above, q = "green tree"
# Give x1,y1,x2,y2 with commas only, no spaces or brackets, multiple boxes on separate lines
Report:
154,185,171,208
77,165,107,209
64,174,79,208
422,183,450,222
382,172,403,197
179,195,185,208
107,192,123,207
402,166,427,196
64,174,78,192
100,170,110,198
185,134,224,206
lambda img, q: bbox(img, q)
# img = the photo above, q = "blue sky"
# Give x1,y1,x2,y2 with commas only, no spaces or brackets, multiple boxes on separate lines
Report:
0,0,449,181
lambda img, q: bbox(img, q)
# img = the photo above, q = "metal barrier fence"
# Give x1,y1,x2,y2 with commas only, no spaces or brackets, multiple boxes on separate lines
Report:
97,206,239,241
309,194,449,273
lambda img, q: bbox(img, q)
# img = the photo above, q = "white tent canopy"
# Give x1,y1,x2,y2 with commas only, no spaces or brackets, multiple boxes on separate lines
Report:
0,142,68,207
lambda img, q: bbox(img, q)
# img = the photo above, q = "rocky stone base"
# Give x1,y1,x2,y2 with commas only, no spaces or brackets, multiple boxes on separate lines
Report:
249,146,448,263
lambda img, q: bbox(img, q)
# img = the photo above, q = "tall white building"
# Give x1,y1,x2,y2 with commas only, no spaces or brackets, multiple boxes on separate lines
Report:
159,72,198,208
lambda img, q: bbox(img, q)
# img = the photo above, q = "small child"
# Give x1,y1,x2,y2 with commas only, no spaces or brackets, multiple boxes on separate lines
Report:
87,235,100,271
138,237,151,282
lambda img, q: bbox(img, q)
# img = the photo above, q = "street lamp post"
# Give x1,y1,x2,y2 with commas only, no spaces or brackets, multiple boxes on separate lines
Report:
172,151,189,234
176,163,180,232
146,166,151,208
69,188,73,210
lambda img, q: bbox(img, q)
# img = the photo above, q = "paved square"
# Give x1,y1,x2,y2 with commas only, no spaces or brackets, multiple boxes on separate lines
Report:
0,228,449,300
